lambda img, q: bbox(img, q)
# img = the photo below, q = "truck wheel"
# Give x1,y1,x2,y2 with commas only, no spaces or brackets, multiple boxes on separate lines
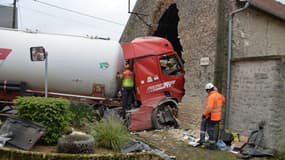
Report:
151,104,179,129
57,134,95,154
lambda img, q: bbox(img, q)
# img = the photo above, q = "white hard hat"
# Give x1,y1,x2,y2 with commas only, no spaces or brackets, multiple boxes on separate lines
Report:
205,83,215,90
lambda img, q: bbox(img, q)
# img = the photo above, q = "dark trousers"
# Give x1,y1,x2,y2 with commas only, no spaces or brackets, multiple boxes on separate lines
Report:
122,87,133,111
200,118,219,145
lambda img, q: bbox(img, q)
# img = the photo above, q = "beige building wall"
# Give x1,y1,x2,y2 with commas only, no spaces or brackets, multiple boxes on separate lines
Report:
230,7,285,148
121,0,285,149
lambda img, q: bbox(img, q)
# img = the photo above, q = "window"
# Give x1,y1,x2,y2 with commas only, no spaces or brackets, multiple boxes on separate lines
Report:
160,55,182,75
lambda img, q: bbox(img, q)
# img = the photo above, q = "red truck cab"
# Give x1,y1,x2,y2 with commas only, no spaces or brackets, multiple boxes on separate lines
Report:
122,37,185,131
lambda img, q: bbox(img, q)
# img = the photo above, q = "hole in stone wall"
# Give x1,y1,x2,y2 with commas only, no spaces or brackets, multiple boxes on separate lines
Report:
153,3,183,61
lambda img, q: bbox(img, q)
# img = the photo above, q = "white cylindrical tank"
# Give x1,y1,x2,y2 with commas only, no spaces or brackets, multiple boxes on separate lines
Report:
0,28,124,97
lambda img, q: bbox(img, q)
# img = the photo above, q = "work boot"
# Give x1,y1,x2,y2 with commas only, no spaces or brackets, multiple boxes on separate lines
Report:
195,139,204,147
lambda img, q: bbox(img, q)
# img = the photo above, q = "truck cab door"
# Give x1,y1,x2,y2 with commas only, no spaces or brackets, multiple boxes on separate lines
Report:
134,53,185,102
133,56,163,102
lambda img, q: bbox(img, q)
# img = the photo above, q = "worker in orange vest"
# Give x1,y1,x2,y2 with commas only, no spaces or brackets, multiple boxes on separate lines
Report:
117,63,135,117
197,83,225,149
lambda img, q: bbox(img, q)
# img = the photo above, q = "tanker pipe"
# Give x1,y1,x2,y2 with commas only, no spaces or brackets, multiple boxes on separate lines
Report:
0,86,22,91
0,80,26,86
0,80,26,91
225,1,250,129
25,89,107,101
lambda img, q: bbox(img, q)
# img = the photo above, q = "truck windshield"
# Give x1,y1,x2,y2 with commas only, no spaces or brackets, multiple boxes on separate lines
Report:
160,55,182,76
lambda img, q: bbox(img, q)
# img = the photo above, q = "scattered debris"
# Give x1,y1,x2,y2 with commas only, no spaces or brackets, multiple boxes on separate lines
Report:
215,139,227,151
69,128,87,136
121,140,151,153
121,140,176,160
237,121,276,159
232,135,248,150
219,130,234,146
0,115,47,150
0,105,16,114
0,132,13,147
180,129,208,147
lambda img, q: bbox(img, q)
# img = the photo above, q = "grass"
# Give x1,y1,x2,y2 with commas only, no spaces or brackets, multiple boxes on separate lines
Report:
91,112,131,151
134,129,282,160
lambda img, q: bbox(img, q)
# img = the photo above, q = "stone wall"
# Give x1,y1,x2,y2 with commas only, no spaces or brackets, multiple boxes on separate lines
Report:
281,58,285,148
121,0,222,109
120,0,175,42
121,0,285,149
232,8,285,59
230,59,284,148
230,6,285,148
177,0,219,107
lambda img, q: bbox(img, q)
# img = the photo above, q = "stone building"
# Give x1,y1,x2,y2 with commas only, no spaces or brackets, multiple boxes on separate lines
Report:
229,0,285,149
121,0,285,149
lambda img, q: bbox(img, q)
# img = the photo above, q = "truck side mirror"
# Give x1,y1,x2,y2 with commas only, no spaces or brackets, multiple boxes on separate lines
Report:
30,46,46,61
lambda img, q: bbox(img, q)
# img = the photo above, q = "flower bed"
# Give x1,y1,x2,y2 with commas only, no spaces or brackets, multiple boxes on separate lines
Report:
0,147,164,160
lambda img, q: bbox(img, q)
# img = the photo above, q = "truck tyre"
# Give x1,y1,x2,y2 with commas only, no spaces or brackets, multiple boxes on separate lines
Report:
57,134,95,154
151,104,179,129
152,106,165,129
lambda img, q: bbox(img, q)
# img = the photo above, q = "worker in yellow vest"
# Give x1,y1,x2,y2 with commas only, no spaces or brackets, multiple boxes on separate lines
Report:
117,63,135,116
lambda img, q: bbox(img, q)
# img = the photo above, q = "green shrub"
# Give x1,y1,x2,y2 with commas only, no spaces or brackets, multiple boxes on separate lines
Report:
91,112,131,151
16,96,72,144
275,150,285,160
69,103,95,129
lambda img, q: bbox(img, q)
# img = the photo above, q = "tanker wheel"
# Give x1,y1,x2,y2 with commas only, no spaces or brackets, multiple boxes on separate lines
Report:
151,104,179,130
57,134,95,154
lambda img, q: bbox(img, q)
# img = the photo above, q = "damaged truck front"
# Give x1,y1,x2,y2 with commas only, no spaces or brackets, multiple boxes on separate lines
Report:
0,28,185,131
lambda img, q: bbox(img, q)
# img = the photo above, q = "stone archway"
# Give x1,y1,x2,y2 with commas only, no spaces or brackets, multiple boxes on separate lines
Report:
153,3,183,60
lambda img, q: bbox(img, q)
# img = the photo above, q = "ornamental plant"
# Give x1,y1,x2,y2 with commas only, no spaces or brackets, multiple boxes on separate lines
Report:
69,103,95,129
91,112,131,151
16,96,72,144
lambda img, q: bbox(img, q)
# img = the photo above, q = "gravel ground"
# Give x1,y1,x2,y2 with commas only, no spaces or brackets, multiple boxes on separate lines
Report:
134,100,276,160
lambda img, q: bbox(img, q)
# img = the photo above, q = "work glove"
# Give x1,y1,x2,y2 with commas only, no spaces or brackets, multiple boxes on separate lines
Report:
202,115,206,119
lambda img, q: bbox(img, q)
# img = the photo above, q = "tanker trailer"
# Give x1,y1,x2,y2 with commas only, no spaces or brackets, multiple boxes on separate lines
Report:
0,28,124,103
0,28,186,131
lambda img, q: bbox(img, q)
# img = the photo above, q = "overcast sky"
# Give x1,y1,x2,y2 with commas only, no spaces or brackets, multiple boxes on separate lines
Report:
0,0,137,41
277,0,285,3
0,0,285,41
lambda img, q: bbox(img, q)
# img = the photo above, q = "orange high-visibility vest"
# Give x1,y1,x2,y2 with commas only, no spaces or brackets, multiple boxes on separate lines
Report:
203,90,225,121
